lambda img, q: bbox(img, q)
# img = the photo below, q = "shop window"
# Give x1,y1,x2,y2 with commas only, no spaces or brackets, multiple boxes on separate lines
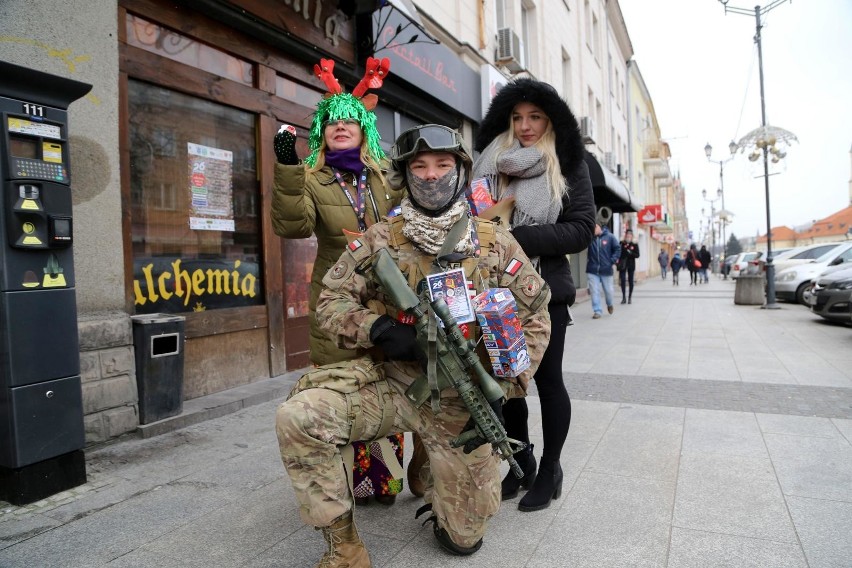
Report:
128,79,263,314
284,238,316,319
126,14,253,86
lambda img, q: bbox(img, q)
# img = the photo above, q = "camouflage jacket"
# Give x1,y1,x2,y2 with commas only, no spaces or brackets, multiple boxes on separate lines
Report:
316,216,551,395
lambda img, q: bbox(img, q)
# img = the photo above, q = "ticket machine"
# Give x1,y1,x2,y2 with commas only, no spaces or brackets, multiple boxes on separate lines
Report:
0,61,91,505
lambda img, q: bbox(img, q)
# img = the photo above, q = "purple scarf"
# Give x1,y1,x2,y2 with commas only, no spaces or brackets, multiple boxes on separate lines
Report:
325,148,364,174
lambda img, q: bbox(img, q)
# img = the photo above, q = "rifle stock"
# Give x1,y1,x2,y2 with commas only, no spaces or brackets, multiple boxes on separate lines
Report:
369,248,526,477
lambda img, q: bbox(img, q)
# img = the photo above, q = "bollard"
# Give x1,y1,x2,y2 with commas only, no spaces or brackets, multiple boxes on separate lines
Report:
734,274,765,305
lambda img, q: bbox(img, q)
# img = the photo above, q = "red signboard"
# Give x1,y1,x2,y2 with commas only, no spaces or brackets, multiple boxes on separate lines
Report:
638,204,663,224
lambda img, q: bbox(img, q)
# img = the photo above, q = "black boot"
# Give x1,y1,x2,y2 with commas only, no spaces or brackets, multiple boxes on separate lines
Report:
518,459,563,512
501,444,536,499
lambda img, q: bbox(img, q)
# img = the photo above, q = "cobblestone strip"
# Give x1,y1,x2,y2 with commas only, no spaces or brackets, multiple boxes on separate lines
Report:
566,372,852,419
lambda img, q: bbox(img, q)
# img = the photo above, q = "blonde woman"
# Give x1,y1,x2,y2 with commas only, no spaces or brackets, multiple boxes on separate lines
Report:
472,79,595,512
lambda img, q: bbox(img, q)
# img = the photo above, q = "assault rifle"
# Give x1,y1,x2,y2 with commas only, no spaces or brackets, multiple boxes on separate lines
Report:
368,248,527,477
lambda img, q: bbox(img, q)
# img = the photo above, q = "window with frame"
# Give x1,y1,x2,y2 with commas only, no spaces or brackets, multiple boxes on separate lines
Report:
128,79,263,314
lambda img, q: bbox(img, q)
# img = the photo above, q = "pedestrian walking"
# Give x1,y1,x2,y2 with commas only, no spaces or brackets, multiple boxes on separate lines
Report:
275,125,552,563
617,229,640,304
586,223,621,318
698,245,712,283
472,78,595,512
685,244,700,285
670,251,683,286
270,57,407,507
658,249,669,280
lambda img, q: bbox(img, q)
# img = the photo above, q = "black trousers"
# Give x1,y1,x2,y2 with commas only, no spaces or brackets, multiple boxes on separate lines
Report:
619,268,635,299
502,303,571,464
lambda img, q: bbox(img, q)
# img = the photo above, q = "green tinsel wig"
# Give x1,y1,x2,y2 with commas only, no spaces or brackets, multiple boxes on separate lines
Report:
305,93,385,167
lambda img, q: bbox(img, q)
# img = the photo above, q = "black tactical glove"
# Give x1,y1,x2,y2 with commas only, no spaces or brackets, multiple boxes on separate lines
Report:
369,315,424,362
461,398,505,454
273,125,299,165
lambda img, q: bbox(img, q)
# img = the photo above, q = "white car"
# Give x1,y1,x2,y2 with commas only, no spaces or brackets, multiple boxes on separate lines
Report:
774,242,852,304
772,242,845,272
730,251,761,280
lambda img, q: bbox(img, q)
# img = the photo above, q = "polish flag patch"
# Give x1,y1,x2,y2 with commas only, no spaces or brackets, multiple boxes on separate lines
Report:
505,258,523,275
348,239,363,252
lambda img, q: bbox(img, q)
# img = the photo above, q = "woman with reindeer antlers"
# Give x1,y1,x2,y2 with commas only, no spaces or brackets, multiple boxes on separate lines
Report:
270,57,407,507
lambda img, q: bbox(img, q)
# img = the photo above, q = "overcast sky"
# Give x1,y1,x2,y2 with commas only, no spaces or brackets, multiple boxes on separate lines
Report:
619,0,852,246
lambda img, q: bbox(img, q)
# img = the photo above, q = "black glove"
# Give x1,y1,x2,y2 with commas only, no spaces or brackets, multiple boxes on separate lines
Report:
273,126,299,165
369,315,424,362
461,398,504,454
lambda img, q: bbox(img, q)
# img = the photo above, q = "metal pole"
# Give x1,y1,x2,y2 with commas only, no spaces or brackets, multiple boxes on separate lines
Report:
755,5,779,308
720,163,727,278
711,203,716,276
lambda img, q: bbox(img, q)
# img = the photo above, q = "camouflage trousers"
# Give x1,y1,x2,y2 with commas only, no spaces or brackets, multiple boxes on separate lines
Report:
276,379,500,549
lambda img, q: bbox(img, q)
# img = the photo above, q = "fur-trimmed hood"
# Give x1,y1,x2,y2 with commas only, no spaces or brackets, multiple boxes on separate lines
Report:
475,78,585,179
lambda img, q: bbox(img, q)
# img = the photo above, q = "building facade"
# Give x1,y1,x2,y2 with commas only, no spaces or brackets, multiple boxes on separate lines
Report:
0,0,495,444
2,0,660,445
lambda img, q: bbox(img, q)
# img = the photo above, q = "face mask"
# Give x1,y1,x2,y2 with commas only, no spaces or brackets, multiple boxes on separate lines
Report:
407,166,461,214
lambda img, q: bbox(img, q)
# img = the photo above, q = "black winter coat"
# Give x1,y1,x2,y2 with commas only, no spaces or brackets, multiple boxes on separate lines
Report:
474,79,596,306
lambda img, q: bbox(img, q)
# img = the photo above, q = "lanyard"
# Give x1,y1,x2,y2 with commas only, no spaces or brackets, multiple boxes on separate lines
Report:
332,167,369,232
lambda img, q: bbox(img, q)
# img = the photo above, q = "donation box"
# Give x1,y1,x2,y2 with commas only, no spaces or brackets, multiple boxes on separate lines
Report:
0,61,91,505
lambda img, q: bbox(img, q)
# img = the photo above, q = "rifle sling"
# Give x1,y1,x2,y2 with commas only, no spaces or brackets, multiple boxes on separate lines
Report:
435,215,471,267
427,305,441,414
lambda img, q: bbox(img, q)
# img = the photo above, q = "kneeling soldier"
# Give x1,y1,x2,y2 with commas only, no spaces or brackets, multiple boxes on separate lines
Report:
275,125,551,567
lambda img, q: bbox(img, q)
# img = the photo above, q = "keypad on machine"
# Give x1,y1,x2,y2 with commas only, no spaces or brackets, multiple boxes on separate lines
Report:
13,157,66,182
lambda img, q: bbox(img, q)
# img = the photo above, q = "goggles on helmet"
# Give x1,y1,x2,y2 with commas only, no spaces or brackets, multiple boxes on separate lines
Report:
390,125,464,163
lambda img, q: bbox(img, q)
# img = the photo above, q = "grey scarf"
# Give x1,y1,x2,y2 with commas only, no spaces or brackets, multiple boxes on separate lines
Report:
472,138,562,227
400,198,476,257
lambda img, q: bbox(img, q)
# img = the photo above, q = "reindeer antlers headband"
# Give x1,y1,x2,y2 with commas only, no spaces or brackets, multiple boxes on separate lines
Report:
305,57,391,167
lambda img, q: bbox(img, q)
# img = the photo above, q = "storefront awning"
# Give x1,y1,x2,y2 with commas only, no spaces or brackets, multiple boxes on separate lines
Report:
584,151,643,213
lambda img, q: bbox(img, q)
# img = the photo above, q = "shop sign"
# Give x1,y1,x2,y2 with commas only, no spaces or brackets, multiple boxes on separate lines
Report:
230,0,353,59
133,257,262,313
481,64,508,121
638,204,663,224
373,7,480,120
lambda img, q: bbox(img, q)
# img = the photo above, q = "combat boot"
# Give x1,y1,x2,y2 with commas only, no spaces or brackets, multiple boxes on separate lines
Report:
317,512,371,568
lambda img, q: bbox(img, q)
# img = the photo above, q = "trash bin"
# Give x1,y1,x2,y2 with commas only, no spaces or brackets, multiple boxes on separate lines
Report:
734,274,765,305
131,314,185,424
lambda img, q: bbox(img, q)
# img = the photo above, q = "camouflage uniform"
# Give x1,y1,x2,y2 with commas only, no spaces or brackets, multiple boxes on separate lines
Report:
276,216,551,550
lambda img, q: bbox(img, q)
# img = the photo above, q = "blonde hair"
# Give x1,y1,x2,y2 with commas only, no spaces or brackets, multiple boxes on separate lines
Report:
493,113,567,203
306,136,387,187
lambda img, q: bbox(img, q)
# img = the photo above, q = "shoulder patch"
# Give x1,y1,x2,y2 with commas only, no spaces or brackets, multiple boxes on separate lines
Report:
330,260,348,280
520,274,541,297
346,238,372,262
505,258,524,276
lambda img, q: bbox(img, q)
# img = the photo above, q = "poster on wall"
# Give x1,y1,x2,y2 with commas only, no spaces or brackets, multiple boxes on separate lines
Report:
187,142,235,231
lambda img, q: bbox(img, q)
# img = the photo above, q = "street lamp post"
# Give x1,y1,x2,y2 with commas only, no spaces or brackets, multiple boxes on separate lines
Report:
702,189,722,273
719,0,792,309
704,141,737,278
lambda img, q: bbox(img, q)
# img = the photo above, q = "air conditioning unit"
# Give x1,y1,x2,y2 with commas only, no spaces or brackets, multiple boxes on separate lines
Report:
580,116,596,145
496,27,525,72
603,152,616,172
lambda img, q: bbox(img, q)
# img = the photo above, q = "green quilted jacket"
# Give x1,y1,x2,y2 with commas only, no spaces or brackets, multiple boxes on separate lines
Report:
271,161,404,365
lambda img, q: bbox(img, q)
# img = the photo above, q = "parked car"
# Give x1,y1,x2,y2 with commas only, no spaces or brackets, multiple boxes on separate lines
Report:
806,264,852,324
721,254,738,278
771,242,845,272
774,242,852,304
730,251,761,279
